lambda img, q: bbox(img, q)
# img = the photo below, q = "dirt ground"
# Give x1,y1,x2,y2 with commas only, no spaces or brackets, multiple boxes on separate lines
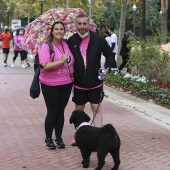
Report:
161,42,170,53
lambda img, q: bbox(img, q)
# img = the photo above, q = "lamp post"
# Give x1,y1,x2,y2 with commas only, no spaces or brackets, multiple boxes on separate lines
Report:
89,0,92,18
141,0,145,40
39,0,44,15
0,10,2,32
160,10,162,33
66,0,69,8
132,4,137,35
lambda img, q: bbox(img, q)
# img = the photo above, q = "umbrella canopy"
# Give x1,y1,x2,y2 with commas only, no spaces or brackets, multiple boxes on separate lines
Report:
23,8,97,55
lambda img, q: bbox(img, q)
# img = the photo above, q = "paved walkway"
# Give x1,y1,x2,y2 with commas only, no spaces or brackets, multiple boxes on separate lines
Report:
0,51,170,170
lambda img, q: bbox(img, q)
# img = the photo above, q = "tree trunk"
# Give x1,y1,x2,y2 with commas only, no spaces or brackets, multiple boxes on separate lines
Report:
116,0,128,67
161,0,168,44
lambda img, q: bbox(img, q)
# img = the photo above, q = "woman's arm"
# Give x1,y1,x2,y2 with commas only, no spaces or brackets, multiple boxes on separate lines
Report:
40,53,69,71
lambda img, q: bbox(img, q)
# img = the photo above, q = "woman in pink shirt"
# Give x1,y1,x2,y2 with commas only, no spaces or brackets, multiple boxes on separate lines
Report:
12,28,30,68
38,21,74,149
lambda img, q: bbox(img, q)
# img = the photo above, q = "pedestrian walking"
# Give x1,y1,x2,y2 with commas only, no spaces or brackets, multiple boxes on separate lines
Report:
12,28,29,68
67,14,114,145
0,26,12,67
115,30,134,75
108,26,117,69
38,21,74,149
104,30,112,47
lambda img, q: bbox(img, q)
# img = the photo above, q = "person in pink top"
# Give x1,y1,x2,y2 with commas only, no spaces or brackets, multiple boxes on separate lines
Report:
12,28,30,68
38,21,74,149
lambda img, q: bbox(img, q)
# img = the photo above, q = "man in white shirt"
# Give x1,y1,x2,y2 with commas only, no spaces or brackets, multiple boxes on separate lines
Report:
108,27,117,68
104,31,112,47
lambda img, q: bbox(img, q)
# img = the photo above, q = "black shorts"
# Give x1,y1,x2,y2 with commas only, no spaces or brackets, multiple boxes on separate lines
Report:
2,48,10,54
72,86,104,105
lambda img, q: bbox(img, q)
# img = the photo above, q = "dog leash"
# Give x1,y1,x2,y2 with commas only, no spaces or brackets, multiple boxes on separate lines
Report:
90,82,104,125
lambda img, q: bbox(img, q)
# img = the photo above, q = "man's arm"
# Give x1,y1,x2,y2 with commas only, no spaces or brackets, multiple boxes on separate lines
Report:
111,42,115,51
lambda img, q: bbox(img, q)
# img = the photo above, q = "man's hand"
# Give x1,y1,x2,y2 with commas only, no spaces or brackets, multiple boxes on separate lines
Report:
100,68,109,80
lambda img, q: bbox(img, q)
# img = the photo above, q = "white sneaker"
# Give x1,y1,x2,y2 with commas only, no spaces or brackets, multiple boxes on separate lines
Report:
111,68,118,72
21,64,26,68
4,63,7,67
11,63,15,68
114,71,119,75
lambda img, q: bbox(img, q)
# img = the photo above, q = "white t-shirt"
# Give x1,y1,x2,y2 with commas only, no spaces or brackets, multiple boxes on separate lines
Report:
105,37,112,47
110,33,118,53
13,31,16,37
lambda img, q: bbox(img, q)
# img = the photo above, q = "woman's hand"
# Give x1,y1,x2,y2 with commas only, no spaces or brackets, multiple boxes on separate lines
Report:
60,53,69,64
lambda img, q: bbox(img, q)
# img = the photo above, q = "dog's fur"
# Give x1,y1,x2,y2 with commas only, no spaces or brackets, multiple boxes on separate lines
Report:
69,110,121,170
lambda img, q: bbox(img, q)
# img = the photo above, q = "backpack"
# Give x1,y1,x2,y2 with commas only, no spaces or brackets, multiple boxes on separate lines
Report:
34,42,54,71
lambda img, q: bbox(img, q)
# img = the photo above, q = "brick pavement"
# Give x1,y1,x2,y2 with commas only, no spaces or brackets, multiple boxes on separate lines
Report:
0,51,170,170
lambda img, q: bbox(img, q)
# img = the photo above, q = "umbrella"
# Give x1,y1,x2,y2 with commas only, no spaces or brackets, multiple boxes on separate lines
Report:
22,8,97,55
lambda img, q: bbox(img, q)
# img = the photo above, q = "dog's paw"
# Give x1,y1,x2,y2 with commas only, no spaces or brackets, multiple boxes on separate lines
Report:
83,163,89,168
111,167,119,170
94,168,101,170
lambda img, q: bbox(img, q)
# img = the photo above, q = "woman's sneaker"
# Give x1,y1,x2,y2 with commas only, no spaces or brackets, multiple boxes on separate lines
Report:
71,139,77,146
21,64,26,68
54,138,65,148
44,138,56,149
11,63,15,68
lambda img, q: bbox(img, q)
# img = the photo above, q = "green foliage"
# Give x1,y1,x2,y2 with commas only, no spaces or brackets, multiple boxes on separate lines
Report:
94,0,161,36
0,0,90,28
0,0,162,35
129,33,170,85
105,73,170,108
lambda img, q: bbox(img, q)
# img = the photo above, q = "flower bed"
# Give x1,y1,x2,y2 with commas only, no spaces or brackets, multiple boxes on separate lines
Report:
105,73,170,109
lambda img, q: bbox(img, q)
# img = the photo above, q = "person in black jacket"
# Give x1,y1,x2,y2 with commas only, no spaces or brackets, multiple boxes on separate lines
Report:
116,30,134,74
67,14,114,145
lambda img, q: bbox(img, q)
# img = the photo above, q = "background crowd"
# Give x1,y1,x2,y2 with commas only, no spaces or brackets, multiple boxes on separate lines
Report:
0,26,30,68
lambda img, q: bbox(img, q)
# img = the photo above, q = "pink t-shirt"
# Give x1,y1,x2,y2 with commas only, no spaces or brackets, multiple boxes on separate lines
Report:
39,41,74,86
13,35,24,51
80,37,90,69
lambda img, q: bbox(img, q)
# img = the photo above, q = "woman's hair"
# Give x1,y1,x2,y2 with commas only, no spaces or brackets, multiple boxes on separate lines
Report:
16,29,20,36
48,21,65,42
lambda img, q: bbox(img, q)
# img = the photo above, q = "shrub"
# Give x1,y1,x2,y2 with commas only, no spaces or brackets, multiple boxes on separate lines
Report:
128,35,170,85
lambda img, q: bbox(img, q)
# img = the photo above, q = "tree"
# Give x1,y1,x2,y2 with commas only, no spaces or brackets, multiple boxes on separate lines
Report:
161,0,168,44
0,0,90,28
117,0,128,67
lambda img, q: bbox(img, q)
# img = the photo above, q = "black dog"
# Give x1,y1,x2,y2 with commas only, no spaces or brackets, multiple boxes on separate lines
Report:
69,110,121,170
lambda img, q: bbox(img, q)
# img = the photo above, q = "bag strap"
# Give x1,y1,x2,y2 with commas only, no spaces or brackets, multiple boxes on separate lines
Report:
46,42,54,61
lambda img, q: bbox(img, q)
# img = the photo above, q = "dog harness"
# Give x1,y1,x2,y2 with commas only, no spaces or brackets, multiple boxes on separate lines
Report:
75,122,92,134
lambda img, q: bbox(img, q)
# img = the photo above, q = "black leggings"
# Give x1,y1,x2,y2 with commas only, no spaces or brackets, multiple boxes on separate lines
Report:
41,83,72,139
118,53,129,71
13,50,25,61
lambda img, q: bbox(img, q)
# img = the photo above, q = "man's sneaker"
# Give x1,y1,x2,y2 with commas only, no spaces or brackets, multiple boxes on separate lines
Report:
71,139,77,146
27,63,30,67
54,138,65,148
114,70,119,75
21,64,26,68
11,63,15,68
4,63,7,67
44,138,56,149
